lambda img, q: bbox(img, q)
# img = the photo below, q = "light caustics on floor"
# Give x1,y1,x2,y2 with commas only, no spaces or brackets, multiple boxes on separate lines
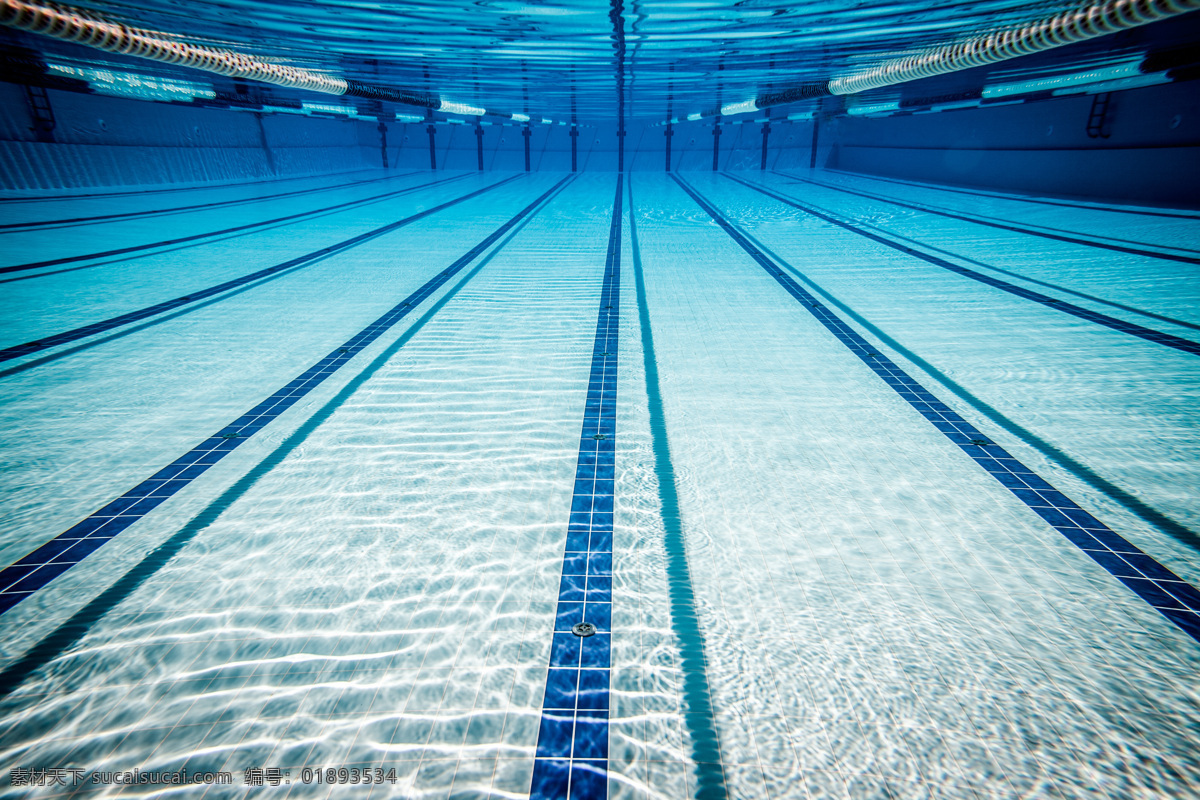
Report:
0,169,1198,799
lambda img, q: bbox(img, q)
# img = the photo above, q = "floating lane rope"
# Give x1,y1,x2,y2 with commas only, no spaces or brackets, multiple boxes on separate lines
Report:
0,0,557,123
669,0,1200,123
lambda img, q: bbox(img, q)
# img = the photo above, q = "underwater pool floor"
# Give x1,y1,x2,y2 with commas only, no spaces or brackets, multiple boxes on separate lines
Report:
0,169,1198,798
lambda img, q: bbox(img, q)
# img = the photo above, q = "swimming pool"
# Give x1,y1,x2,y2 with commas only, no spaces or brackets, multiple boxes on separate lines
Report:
1,1,1199,798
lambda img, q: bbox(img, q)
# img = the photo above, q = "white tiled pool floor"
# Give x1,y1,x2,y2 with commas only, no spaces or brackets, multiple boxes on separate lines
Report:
0,170,1197,798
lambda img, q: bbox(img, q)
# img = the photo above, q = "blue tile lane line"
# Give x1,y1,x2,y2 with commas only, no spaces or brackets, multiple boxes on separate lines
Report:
0,166,387,205
675,174,1200,645
0,176,521,364
0,169,420,232
779,171,1200,265
725,174,1200,358
530,174,623,800
820,168,1200,222
1,172,464,275
0,176,571,616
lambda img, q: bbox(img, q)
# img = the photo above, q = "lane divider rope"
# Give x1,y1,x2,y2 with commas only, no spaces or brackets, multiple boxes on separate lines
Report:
0,0,560,122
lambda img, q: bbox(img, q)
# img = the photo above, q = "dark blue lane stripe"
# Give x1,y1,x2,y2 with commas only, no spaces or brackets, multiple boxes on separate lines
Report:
796,173,1200,257
0,175,577,701
530,175,622,800
627,176,728,800
0,166,388,205
726,174,1200,357
821,168,1200,222
744,201,1200,335
0,176,571,616
717,227,1200,555
675,174,1200,645
0,170,419,232
772,171,1200,265
1,173,467,275
0,176,522,366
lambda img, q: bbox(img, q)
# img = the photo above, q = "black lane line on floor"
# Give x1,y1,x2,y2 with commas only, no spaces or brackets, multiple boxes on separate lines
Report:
751,203,1200,335
0,170,420,232
0,166,389,205
752,179,1200,337
627,175,729,800
0,175,572,617
727,174,1200,358
676,174,1200,644
776,171,1200,264
718,224,1200,557
0,176,577,700
0,176,521,367
1,173,466,275
0,265,320,381
797,173,1200,257
822,168,1200,222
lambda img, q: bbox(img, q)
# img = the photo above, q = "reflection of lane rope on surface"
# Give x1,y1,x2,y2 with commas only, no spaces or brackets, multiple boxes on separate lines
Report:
828,0,1200,95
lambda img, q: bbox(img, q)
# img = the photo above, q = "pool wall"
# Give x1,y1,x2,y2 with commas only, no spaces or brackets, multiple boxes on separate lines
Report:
1,75,1198,207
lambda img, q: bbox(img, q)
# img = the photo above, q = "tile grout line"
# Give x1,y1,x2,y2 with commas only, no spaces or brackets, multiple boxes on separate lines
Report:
529,174,623,800
675,173,1200,645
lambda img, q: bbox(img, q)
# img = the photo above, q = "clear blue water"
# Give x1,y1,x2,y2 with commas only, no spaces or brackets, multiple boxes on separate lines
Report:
1,2,1200,799
1,168,1198,798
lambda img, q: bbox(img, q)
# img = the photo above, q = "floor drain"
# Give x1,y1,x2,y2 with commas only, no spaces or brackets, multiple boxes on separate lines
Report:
969,438,991,446
572,622,596,637
338,348,349,354
593,434,607,440
221,433,239,439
